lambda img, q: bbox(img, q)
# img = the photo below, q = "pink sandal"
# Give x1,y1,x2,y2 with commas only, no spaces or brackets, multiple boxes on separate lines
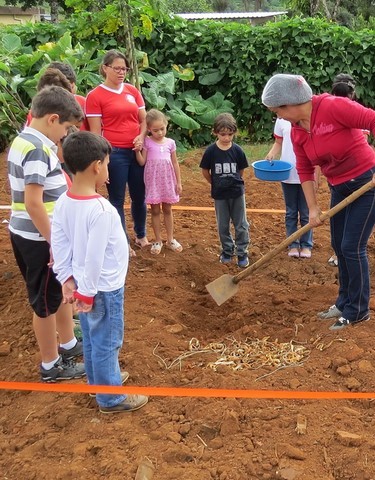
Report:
166,239,183,253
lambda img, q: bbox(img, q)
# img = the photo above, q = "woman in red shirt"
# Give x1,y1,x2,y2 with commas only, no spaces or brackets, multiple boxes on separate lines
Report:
86,50,149,252
262,73,375,331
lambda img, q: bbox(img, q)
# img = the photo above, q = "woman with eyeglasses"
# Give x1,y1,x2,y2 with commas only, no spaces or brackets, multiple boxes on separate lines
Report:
86,50,149,254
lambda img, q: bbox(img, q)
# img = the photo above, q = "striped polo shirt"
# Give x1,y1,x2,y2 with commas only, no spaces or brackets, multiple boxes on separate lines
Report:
7,127,67,241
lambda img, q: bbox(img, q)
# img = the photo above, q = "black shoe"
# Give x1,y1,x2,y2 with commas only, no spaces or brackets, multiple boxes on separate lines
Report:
329,314,370,331
58,340,83,360
40,356,86,382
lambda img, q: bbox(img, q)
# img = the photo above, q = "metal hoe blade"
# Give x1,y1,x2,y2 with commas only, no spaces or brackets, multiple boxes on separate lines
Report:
205,274,239,306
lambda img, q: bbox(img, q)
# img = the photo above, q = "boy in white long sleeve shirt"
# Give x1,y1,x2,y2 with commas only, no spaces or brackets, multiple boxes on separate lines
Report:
52,131,148,414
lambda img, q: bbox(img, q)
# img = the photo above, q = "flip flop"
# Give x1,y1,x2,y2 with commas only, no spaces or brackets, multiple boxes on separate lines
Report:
328,255,338,266
135,237,149,249
300,248,312,259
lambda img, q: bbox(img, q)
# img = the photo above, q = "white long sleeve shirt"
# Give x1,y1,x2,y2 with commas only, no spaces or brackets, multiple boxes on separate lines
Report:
52,191,128,301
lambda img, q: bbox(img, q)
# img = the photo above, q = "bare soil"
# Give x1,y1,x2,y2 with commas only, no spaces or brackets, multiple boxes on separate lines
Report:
1,149,375,480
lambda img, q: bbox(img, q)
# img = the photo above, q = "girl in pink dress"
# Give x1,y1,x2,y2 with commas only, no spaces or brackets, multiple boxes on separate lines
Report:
136,109,183,255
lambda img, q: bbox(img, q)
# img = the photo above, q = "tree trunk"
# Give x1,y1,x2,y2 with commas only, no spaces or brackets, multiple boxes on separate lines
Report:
49,0,59,22
118,0,140,89
332,0,341,20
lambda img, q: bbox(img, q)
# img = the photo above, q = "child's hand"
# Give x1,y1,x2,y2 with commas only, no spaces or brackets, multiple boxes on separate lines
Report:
133,135,143,151
62,278,77,304
75,299,93,313
176,183,182,195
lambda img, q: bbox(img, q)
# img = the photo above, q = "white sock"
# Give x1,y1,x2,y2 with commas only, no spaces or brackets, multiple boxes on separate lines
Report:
59,337,77,350
42,356,60,370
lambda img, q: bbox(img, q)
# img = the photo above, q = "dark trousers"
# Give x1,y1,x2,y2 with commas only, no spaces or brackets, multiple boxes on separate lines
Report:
107,147,147,239
330,168,375,321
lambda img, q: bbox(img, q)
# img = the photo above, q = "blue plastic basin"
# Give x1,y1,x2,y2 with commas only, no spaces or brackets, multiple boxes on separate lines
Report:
252,160,293,182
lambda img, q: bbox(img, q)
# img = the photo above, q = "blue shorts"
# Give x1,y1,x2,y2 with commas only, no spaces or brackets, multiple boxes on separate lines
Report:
10,233,62,317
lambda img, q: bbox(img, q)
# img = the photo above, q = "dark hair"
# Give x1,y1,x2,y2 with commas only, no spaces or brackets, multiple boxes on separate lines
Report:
30,86,83,123
213,113,237,133
48,61,76,84
37,68,72,92
100,50,129,77
62,131,112,174
332,73,356,99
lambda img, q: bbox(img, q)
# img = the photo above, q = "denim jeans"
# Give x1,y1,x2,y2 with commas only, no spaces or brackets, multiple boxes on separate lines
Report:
330,168,375,321
107,147,146,239
214,195,250,257
281,183,313,249
79,288,126,408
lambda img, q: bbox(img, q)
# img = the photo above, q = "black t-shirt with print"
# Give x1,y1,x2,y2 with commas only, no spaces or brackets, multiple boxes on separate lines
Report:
199,142,249,200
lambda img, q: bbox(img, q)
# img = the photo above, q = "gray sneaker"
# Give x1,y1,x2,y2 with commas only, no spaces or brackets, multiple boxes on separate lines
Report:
99,394,148,414
58,340,83,360
89,371,130,398
317,305,342,320
40,356,86,382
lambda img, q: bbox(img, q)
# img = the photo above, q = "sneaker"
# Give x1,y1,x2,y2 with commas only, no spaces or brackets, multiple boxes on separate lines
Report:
317,305,342,320
89,371,130,398
220,253,232,264
329,314,370,331
40,356,86,382
237,255,249,268
58,340,83,360
99,394,148,414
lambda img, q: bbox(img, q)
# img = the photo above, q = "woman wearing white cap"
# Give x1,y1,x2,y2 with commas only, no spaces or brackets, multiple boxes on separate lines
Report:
262,73,375,331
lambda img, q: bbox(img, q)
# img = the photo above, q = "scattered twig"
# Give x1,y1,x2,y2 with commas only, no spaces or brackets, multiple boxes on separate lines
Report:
24,410,35,423
196,434,207,448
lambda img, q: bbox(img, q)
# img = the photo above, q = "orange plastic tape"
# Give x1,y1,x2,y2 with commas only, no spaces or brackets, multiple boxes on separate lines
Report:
131,205,286,214
0,381,374,399
0,205,285,214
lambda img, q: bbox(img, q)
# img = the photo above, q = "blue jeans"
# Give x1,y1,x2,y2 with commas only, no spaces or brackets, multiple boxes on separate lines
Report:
107,147,146,239
79,288,126,408
330,168,375,321
214,195,250,257
281,183,313,249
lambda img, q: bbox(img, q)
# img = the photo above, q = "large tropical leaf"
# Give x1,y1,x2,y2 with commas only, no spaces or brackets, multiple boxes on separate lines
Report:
198,69,225,86
1,34,21,54
167,107,200,130
142,87,167,110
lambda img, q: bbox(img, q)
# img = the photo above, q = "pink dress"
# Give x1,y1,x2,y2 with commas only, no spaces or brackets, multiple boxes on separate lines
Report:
143,136,179,204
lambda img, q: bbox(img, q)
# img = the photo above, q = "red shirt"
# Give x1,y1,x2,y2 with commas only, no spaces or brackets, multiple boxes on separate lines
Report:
74,95,89,131
292,94,375,186
85,83,145,148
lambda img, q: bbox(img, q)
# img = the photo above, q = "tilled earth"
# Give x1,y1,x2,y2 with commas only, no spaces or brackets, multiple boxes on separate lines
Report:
1,149,375,480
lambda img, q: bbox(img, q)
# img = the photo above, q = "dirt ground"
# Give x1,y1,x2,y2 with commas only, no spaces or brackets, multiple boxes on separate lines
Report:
1,147,375,480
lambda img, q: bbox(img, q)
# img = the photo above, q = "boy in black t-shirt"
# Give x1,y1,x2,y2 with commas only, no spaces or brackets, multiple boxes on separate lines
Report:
200,113,250,268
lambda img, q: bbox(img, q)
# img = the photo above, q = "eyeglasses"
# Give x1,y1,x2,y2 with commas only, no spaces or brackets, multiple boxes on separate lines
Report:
106,65,129,73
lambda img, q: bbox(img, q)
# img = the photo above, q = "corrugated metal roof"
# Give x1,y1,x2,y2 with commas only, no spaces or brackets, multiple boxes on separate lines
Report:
176,11,288,20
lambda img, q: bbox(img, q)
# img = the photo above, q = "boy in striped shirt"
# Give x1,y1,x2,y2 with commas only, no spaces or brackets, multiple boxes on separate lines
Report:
7,86,85,382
